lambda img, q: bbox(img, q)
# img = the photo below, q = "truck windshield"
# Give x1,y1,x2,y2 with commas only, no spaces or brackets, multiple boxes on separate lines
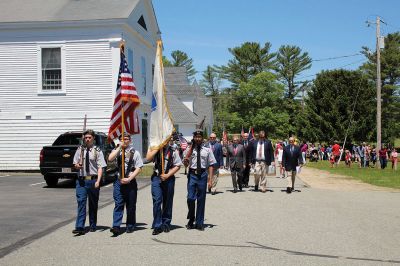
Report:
53,134,82,145
53,133,103,146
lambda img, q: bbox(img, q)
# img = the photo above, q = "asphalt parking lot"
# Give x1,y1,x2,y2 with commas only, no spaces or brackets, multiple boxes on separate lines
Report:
0,173,150,258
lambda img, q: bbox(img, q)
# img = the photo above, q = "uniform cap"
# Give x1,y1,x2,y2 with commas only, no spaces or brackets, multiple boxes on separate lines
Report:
193,129,203,136
119,133,131,140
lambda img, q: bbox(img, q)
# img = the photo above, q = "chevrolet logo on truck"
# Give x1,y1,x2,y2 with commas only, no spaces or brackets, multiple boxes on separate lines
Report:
63,154,71,158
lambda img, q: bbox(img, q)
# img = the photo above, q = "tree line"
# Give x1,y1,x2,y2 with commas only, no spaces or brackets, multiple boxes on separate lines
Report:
163,32,400,144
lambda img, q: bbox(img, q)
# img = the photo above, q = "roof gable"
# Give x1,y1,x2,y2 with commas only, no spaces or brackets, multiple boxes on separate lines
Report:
0,0,140,23
166,94,198,123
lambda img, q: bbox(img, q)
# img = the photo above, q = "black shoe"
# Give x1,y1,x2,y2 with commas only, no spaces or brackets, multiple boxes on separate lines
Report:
291,187,295,192
208,188,211,193
72,228,85,235
195,224,205,231
126,227,134,233
89,227,96,232
186,223,195,230
254,185,258,191
286,187,292,194
110,227,120,236
163,225,170,233
233,189,237,193
152,227,163,235
211,191,216,195
239,186,242,191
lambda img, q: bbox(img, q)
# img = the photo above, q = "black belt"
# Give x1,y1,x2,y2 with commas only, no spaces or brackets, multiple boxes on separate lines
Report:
189,168,206,174
79,175,98,180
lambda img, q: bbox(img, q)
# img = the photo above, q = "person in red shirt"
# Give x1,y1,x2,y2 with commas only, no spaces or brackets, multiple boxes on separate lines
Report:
379,145,388,169
331,141,341,167
345,150,352,168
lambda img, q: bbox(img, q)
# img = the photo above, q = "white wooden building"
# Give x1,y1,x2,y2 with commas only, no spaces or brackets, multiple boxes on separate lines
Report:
0,0,160,170
165,67,214,141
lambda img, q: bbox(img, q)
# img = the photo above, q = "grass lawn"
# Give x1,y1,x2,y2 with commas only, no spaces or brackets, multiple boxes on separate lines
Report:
305,160,400,189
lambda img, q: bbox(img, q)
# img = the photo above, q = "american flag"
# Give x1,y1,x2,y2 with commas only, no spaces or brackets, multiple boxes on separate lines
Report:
248,127,254,141
108,50,140,141
178,134,188,150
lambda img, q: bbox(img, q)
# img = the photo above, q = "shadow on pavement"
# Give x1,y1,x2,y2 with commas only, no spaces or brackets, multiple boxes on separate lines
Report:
151,239,400,264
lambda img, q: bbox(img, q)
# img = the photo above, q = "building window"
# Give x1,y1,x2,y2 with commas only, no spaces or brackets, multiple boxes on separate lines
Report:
127,48,134,74
141,56,146,96
41,48,62,91
138,15,147,31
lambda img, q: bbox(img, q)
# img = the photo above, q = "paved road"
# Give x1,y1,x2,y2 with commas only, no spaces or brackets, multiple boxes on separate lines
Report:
1,171,399,265
0,174,150,258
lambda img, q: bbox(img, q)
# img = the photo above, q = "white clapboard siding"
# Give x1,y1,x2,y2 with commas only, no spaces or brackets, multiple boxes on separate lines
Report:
0,41,113,113
0,39,147,170
0,116,111,170
0,18,157,170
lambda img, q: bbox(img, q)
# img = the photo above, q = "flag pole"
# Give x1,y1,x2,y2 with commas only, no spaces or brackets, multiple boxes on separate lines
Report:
121,102,125,179
158,40,165,175
120,41,125,180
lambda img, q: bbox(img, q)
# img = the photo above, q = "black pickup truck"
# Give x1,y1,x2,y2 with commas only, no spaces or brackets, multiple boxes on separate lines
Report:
39,131,117,187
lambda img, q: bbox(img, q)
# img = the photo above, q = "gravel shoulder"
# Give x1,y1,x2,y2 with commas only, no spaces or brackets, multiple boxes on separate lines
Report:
299,166,399,192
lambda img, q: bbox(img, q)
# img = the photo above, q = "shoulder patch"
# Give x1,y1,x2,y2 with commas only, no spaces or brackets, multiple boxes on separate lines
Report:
94,146,101,152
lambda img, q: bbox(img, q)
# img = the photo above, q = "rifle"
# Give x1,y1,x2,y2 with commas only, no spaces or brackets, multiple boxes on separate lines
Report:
183,140,195,167
79,114,88,167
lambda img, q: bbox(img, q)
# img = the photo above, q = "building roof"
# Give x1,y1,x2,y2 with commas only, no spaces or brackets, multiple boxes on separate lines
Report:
166,85,197,96
192,81,213,126
0,0,140,23
164,67,189,86
164,66,213,128
166,94,198,124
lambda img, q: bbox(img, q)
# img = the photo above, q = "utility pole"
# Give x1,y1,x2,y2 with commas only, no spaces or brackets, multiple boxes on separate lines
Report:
367,16,383,166
376,16,382,164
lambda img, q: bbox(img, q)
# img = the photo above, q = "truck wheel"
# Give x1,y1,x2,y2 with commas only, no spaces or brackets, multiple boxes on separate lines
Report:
44,175,59,187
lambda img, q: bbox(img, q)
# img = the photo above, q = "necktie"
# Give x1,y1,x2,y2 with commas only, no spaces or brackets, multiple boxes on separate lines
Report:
234,145,238,156
85,148,90,175
197,146,201,174
258,142,262,158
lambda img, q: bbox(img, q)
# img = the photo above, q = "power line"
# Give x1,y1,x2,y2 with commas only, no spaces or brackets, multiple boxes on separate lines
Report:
312,53,362,62
297,58,367,81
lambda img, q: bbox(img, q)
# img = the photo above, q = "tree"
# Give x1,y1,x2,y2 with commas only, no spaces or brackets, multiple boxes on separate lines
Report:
299,69,375,143
162,56,172,67
275,45,312,99
217,42,276,89
235,72,290,138
275,45,312,129
212,72,290,138
200,65,222,96
169,50,197,80
360,32,400,142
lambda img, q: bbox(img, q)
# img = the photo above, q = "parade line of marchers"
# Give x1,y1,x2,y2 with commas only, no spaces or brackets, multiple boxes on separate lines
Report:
72,40,304,237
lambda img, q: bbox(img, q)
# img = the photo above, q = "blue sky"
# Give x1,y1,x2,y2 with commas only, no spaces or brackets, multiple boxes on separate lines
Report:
153,0,400,84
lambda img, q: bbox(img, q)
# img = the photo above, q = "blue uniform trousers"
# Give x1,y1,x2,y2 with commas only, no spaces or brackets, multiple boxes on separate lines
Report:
75,179,99,230
187,171,208,226
112,179,137,230
151,175,175,229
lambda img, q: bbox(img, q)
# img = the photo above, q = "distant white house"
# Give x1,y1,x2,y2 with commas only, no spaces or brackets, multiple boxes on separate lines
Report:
164,67,213,141
0,0,160,170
